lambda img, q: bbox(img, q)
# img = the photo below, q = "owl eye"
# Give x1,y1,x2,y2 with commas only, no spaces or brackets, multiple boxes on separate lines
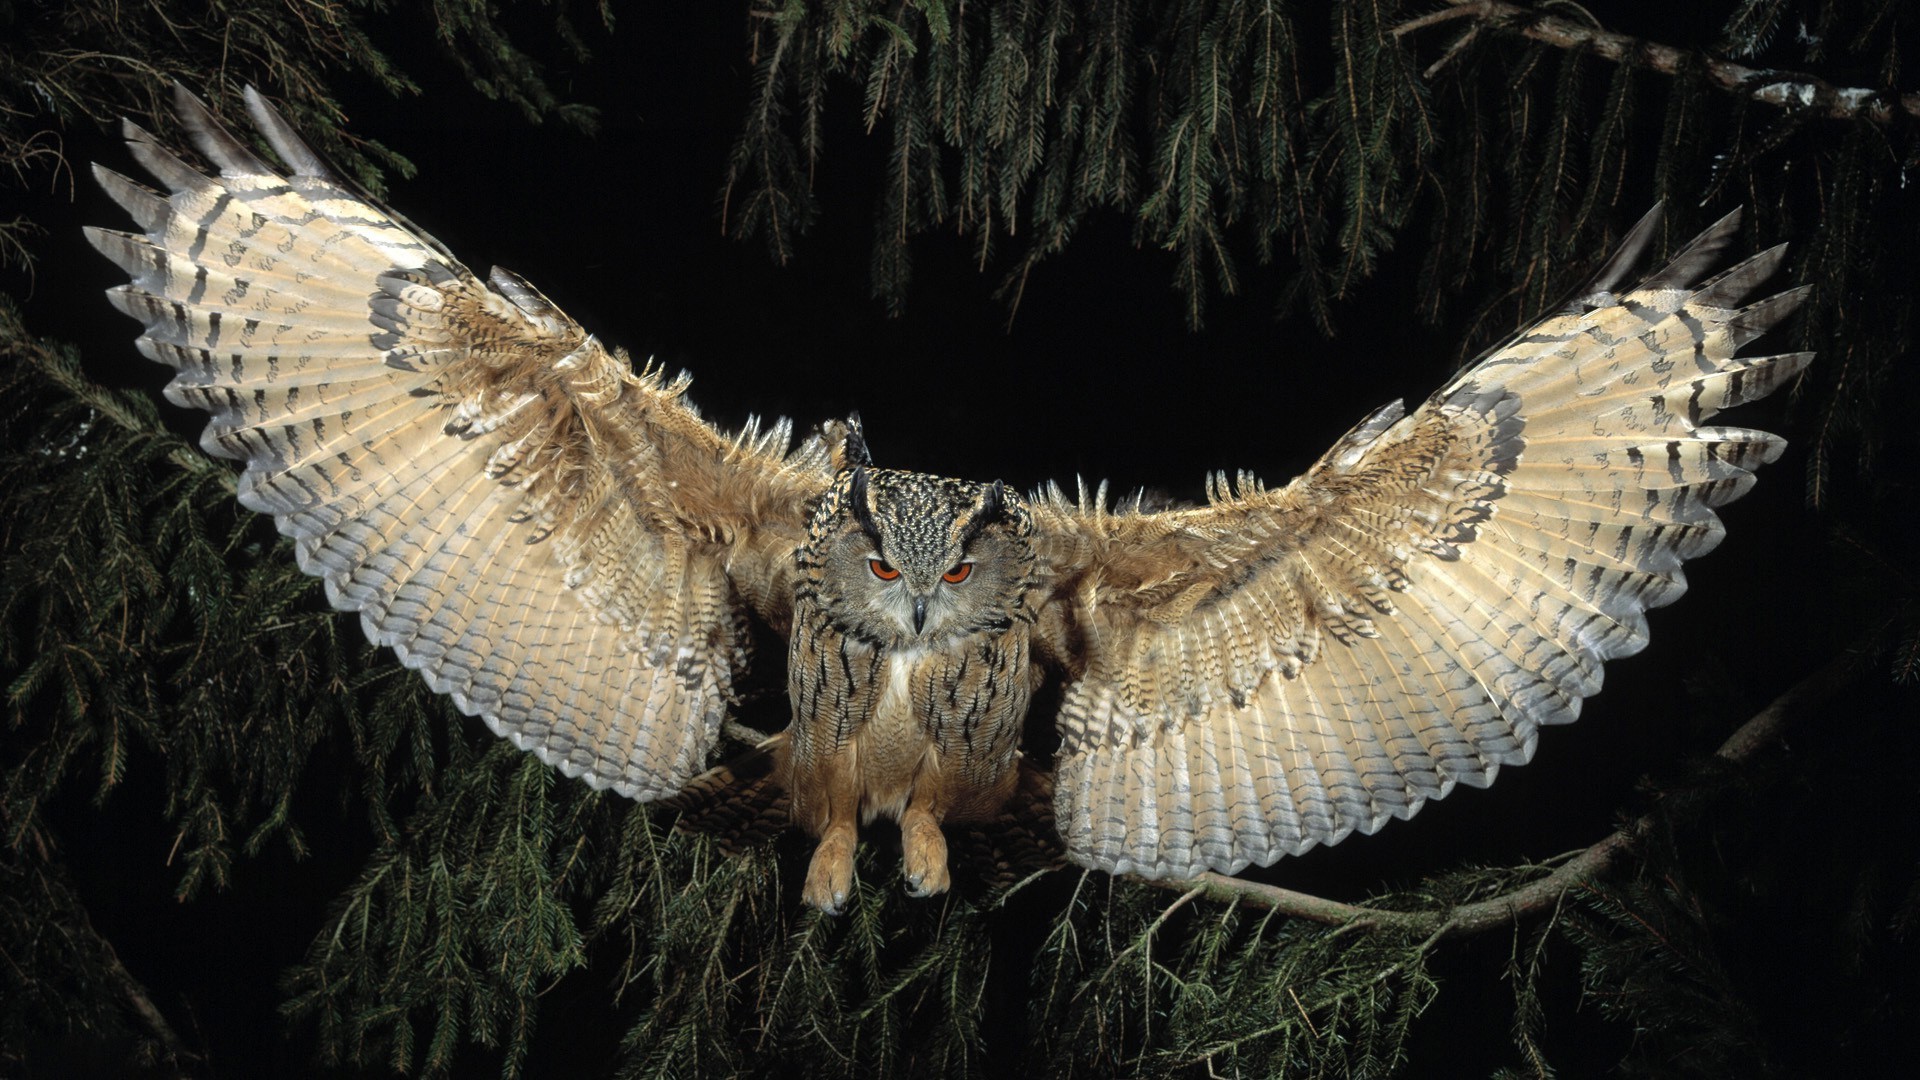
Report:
869,558,901,581
942,563,973,584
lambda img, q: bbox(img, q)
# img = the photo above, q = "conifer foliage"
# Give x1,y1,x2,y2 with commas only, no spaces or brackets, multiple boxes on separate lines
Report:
2,1,1917,1075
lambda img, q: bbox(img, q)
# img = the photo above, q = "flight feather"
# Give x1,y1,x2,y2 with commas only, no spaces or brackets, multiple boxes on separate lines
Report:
1028,206,1808,879
89,84,837,800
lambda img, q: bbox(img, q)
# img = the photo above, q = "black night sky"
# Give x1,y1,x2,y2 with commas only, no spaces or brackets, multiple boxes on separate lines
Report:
7,2,1915,1075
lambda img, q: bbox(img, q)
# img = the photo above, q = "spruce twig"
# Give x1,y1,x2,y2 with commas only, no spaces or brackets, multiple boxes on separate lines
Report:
1145,649,1863,931
11,829,201,1074
1394,0,1920,122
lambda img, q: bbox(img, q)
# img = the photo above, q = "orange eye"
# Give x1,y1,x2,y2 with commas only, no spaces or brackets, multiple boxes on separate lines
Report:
942,563,973,584
869,559,900,581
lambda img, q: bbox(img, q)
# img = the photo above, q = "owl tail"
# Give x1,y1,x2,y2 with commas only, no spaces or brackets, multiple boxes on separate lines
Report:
666,733,793,853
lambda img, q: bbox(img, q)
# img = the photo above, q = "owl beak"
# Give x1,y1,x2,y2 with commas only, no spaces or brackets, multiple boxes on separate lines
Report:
912,595,929,634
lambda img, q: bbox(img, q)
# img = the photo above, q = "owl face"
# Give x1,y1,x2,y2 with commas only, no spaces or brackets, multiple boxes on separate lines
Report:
806,468,1033,647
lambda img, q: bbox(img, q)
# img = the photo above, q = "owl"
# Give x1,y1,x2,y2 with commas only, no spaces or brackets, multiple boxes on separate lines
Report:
88,85,1809,913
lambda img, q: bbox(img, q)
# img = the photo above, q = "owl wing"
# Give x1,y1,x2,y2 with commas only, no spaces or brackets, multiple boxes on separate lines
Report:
87,85,839,800
1029,206,1810,880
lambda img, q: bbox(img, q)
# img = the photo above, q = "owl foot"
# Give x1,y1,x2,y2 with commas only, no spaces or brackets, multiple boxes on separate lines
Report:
802,827,857,914
901,811,950,898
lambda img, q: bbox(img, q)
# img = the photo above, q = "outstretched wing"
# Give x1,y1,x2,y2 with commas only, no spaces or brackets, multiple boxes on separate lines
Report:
1030,207,1809,879
88,85,839,800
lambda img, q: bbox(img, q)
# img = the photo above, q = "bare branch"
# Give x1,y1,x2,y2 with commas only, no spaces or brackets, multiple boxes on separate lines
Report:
1390,4,1485,37
14,828,201,1074
98,930,200,1074
1394,0,1920,123
1149,650,1862,935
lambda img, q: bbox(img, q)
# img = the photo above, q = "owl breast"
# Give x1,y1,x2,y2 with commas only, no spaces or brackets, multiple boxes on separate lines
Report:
856,645,937,822
784,598,1033,833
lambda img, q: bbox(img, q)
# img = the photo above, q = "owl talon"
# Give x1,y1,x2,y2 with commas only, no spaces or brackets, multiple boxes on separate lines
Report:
903,867,950,898
901,815,950,898
802,828,857,914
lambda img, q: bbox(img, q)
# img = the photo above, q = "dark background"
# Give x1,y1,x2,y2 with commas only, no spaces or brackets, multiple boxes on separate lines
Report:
8,3,1894,1075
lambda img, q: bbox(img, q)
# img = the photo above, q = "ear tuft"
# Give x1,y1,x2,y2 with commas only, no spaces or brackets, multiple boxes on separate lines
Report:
979,480,1006,522
841,411,873,469
848,466,881,540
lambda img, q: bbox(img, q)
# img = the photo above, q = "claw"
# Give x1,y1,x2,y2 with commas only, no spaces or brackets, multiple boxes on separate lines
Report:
802,828,857,914
901,814,951,898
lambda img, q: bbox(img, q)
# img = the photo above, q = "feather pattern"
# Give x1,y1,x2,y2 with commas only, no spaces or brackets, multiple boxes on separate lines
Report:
92,88,1809,907
90,84,837,800
1030,206,1809,879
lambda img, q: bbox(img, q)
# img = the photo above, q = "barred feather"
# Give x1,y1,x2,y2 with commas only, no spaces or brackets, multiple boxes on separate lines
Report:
91,84,833,801
1032,205,1808,879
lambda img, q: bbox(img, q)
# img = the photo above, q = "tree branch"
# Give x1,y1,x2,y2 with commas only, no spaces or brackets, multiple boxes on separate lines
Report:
0,302,224,484
14,828,201,1073
1152,650,1861,936
1395,0,1920,123
96,926,200,1073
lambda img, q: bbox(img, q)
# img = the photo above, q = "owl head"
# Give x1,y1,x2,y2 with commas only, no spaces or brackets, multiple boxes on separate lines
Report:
800,467,1034,647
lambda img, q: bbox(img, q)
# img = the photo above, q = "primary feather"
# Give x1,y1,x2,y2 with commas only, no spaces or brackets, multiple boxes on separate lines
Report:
1029,206,1808,879
90,84,835,801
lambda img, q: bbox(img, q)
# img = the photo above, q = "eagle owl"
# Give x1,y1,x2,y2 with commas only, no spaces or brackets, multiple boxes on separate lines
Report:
88,86,1809,913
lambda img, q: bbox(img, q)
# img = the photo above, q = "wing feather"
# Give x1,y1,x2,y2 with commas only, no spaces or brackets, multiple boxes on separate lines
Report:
1035,206,1807,878
91,84,835,800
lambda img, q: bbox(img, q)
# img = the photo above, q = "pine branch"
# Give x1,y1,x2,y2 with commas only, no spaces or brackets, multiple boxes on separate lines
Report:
93,912,200,1073
0,303,223,485
1395,0,1920,122
1151,649,1863,932
6,828,200,1073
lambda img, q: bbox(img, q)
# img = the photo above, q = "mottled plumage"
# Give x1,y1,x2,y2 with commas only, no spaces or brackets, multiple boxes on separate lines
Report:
782,468,1039,906
90,85,1809,911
